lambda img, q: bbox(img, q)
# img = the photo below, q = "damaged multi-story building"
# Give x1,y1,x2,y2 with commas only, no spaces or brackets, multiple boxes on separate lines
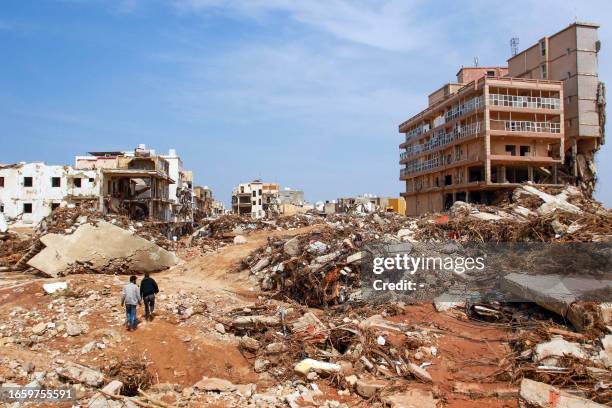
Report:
193,186,225,220
75,145,175,223
231,180,280,219
399,22,605,216
193,185,213,221
0,162,98,226
507,22,605,195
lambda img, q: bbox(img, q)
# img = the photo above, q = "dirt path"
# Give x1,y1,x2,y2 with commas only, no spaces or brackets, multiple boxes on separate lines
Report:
157,224,322,295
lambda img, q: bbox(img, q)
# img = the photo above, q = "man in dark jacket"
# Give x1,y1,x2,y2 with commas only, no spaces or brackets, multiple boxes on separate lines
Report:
140,272,159,321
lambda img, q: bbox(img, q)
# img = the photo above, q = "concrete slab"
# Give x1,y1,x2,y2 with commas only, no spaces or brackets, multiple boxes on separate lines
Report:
28,221,178,277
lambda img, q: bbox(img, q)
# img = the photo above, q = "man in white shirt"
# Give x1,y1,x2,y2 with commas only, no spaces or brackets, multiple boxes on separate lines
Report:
121,275,142,331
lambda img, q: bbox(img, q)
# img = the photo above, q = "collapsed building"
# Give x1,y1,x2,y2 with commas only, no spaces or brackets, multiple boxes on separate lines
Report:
399,22,605,216
75,146,175,223
0,144,214,235
231,180,281,219
318,195,406,215
0,162,98,227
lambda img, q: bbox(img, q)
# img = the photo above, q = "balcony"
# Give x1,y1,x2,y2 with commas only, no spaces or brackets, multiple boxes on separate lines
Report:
488,94,561,110
490,120,561,134
400,122,482,161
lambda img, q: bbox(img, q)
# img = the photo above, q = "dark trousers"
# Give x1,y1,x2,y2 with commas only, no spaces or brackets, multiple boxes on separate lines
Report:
143,294,155,316
125,304,137,329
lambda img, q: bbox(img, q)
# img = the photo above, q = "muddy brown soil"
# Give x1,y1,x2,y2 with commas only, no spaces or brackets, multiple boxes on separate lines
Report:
0,225,520,407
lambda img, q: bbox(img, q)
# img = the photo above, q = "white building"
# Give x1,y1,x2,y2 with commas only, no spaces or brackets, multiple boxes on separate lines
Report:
160,148,194,223
231,180,279,219
0,162,99,227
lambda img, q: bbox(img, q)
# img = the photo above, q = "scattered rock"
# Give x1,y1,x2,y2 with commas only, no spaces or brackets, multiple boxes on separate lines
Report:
519,378,605,407
355,378,387,398
194,377,237,392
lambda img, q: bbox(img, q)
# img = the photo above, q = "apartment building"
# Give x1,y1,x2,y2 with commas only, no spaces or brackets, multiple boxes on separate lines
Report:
507,22,605,194
75,145,175,222
0,162,98,226
161,149,194,223
193,185,213,221
399,67,564,215
231,180,280,219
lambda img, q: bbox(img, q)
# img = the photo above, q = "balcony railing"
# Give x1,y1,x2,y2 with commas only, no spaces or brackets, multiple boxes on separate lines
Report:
401,156,442,177
489,94,560,110
490,120,561,133
445,95,484,122
400,122,482,160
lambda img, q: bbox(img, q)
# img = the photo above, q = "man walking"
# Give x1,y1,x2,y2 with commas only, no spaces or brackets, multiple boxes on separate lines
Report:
140,272,159,321
121,275,141,331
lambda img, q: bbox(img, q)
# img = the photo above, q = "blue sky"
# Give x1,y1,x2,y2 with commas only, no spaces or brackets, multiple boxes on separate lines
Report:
0,0,611,206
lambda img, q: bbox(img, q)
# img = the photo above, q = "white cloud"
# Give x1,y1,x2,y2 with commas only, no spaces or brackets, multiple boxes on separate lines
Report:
173,0,439,52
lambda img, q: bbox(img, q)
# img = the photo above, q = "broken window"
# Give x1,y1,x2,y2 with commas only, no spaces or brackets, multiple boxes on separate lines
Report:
23,203,33,214
51,177,61,187
505,145,516,156
240,186,244,194
73,178,82,188
51,203,60,211
24,177,33,187
486,70,495,77
444,175,452,186
89,178,94,183
252,201,256,205
0,177,3,187
469,166,484,182
520,146,531,156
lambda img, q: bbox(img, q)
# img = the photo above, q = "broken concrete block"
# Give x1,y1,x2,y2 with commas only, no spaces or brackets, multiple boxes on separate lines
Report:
283,237,301,257
194,377,237,392
239,336,260,352
42,282,68,294
452,382,518,399
31,322,47,336
294,359,341,376
307,241,328,254
382,389,436,408
346,252,364,264
519,378,606,407
232,315,280,329
251,258,270,273
56,362,104,387
291,312,329,344
66,321,84,336
254,358,270,373
101,380,123,396
28,221,178,277
354,378,387,398
406,362,432,383
233,235,247,244
501,273,612,330
534,337,586,365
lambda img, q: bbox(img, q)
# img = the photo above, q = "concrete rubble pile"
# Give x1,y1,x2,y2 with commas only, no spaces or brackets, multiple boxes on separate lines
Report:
189,213,319,253
415,183,612,243
216,301,440,406
4,203,180,277
240,212,415,306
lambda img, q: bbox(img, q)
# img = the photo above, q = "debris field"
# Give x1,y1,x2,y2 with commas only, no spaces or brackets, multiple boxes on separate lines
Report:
0,183,611,407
